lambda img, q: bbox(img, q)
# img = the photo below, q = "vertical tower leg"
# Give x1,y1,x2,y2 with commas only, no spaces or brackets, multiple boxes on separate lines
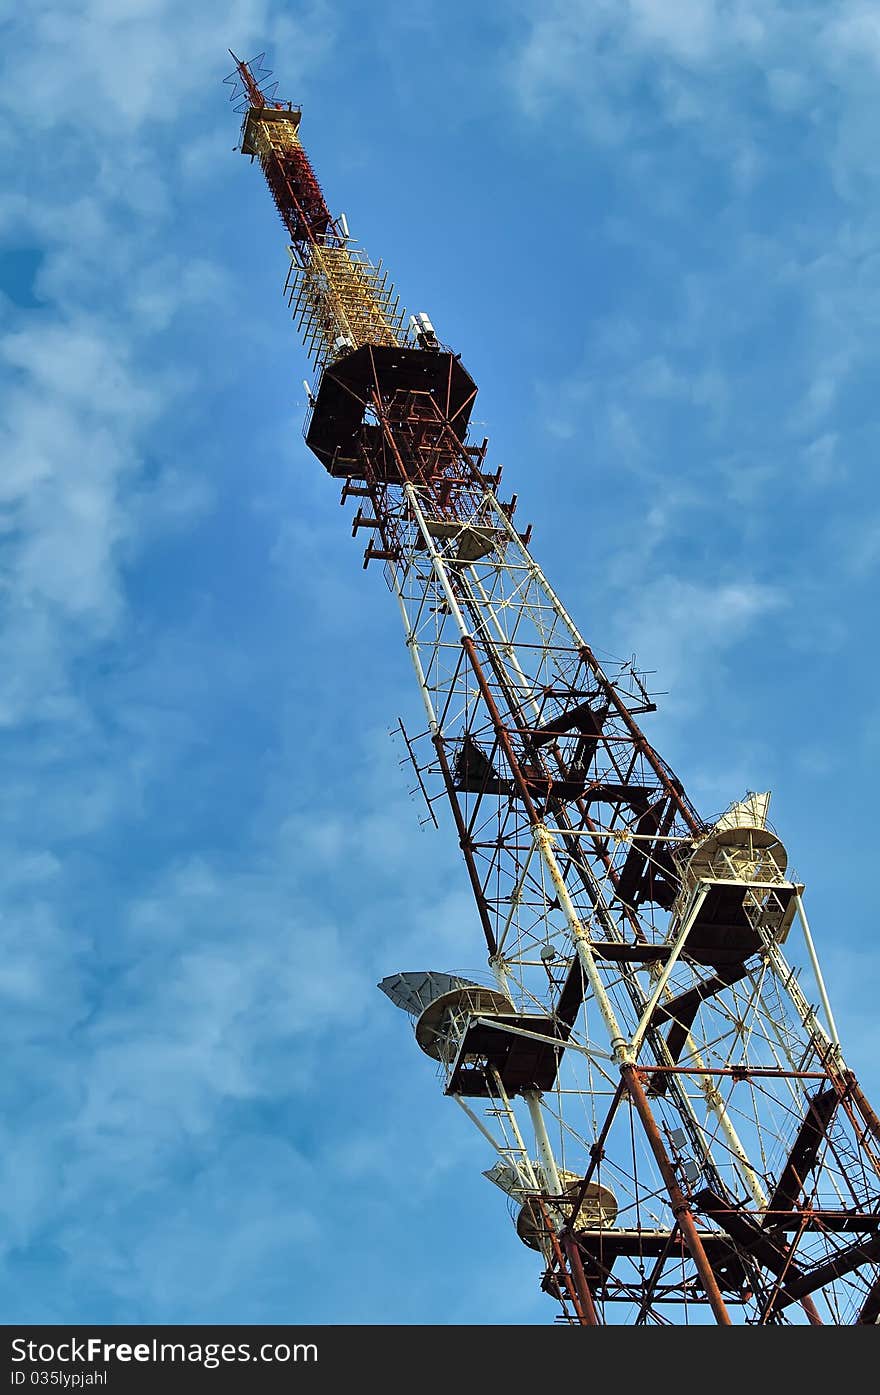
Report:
622,1065,732,1326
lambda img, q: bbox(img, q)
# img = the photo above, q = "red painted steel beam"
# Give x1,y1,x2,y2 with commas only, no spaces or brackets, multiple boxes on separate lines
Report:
621,1066,732,1325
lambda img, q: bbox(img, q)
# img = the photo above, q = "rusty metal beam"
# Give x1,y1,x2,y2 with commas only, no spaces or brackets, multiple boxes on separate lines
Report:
622,1067,732,1324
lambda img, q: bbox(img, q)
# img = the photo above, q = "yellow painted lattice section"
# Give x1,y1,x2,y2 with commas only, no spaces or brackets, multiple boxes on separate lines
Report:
241,106,302,159
288,242,405,371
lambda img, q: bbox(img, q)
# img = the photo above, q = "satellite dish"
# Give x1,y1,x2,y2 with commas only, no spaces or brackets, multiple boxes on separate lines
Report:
377,970,470,1017
516,1174,618,1252
483,1161,532,1198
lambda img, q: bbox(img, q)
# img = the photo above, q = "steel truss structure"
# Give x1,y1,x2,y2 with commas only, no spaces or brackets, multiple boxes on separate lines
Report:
227,53,880,1325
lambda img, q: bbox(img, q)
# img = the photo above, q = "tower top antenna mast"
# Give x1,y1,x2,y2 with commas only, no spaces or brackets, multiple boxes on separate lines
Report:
224,50,283,113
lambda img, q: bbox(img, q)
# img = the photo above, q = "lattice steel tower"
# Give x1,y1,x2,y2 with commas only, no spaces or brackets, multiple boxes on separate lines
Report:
227,54,880,1325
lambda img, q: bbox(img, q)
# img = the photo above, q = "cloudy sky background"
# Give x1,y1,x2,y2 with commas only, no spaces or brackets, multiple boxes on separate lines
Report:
0,0,878,1323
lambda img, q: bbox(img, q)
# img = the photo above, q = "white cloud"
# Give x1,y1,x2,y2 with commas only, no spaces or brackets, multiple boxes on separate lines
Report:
801,432,842,488
509,0,880,214
4,1,331,137
841,514,880,577
0,319,165,723
0,0,355,1319
626,0,726,64
827,3,880,69
615,576,785,712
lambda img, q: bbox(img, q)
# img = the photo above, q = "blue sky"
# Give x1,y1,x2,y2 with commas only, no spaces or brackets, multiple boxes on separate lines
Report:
0,0,878,1325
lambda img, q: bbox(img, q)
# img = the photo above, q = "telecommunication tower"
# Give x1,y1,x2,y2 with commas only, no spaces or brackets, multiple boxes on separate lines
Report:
226,53,880,1325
